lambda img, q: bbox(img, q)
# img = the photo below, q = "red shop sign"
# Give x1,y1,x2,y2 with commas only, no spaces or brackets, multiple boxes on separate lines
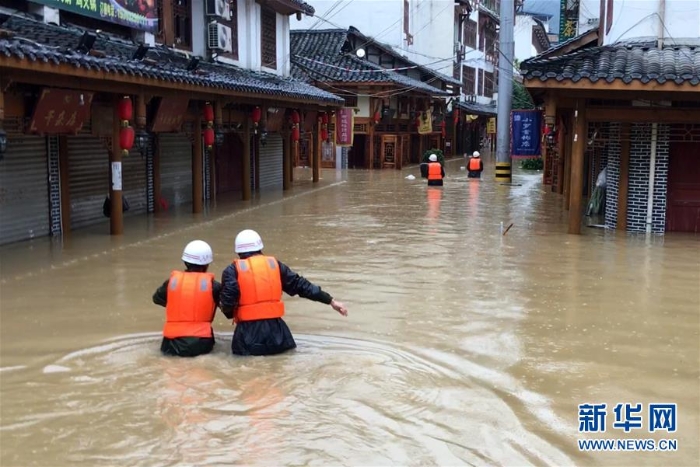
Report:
29,88,93,134
335,108,354,147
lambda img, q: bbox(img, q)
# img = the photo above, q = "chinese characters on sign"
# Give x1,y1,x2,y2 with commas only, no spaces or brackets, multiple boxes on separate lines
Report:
510,110,541,157
151,97,189,133
29,89,93,134
578,403,677,433
335,108,354,147
559,0,580,41
34,0,158,33
486,118,496,135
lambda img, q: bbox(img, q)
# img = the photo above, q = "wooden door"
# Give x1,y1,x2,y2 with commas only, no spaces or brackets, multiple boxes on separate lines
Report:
667,141,700,232
381,135,397,169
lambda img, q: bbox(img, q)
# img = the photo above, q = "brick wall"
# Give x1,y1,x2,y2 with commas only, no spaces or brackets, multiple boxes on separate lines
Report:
626,123,669,233
47,136,61,235
604,123,621,228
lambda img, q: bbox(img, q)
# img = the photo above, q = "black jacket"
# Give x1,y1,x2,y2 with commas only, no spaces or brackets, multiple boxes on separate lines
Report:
221,254,333,356
153,271,223,357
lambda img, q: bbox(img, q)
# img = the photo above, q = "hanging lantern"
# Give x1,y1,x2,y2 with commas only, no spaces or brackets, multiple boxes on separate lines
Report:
119,125,135,157
373,110,381,124
252,106,262,124
321,112,329,125
292,126,300,142
203,127,215,150
321,128,328,141
453,109,460,125
291,110,300,125
118,96,133,123
203,102,214,123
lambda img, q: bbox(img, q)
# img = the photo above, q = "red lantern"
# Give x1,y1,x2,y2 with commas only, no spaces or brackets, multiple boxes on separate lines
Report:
203,128,215,148
321,129,328,141
291,110,300,124
292,126,300,142
119,126,135,156
373,111,381,124
321,112,329,125
251,106,262,124
203,103,214,122
453,109,460,125
118,96,133,122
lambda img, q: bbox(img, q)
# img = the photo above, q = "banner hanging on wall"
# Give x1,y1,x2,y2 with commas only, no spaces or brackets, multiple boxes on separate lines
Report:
34,0,158,33
511,110,542,157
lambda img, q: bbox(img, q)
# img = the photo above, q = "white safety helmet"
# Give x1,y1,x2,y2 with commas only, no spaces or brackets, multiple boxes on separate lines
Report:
182,240,213,265
235,229,264,254
428,154,438,162
472,151,481,158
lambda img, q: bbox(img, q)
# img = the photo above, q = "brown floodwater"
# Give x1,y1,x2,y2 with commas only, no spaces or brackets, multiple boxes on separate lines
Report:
1,158,698,466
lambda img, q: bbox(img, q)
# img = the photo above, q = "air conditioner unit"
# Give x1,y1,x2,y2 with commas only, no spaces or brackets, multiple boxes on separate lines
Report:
208,22,233,53
206,0,231,20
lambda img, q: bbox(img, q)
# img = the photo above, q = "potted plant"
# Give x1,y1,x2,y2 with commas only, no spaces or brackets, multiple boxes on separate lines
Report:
420,148,444,178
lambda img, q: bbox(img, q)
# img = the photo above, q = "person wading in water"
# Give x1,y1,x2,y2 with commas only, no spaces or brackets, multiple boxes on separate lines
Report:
153,240,222,357
220,229,348,356
426,154,445,186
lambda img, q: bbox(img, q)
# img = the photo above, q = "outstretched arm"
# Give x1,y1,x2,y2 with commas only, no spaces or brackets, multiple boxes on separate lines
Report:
278,261,348,316
152,279,170,307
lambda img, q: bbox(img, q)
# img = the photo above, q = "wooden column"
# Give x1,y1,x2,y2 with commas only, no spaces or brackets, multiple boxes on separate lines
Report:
543,95,557,186
58,135,71,235
110,97,124,235
154,134,162,212
568,102,587,234
556,119,566,194
617,122,631,231
368,123,375,170
192,116,203,213
242,119,252,201
313,121,320,182
282,130,291,190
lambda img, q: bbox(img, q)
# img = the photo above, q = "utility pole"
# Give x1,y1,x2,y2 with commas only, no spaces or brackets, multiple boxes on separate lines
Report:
495,0,515,183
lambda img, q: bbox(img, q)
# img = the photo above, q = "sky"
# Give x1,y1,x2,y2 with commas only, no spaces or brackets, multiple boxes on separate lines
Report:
522,0,561,33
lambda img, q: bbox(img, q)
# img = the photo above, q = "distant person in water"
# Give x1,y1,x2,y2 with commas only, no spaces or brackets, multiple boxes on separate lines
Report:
153,240,222,357
220,229,348,356
468,151,484,179
426,154,445,186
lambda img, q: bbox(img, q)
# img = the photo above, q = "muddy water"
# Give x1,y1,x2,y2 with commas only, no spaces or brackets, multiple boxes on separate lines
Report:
1,160,698,466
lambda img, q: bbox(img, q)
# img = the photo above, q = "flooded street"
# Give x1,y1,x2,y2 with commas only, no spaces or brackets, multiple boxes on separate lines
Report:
1,158,699,466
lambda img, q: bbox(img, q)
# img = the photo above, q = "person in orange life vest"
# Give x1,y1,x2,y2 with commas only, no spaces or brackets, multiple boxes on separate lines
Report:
468,151,484,178
427,154,445,186
220,229,348,356
153,240,223,357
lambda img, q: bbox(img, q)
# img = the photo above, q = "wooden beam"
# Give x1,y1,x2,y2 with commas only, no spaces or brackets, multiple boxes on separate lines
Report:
0,63,340,106
617,122,631,231
587,107,700,123
568,102,587,234
525,77,698,93
242,118,252,201
110,96,124,235
545,89,700,101
192,116,203,214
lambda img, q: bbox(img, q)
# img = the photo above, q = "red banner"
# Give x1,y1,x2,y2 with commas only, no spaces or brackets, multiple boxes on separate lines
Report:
151,97,189,132
335,108,354,147
29,89,93,134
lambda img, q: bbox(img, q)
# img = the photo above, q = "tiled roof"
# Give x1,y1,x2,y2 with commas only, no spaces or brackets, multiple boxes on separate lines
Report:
532,28,598,61
0,14,343,105
290,29,451,97
456,100,497,116
290,0,315,15
521,39,700,85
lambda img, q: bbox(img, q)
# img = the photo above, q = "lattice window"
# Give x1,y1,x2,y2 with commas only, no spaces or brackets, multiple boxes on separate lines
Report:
354,123,368,133
464,20,477,48
173,0,192,49
344,96,358,107
261,8,277,69
462,66,475,95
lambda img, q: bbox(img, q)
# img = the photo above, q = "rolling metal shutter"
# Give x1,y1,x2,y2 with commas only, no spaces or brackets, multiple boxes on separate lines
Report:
0,135,49,245
123,148,148,216
159,134,192,207
67,135,109,230
258,133,283,191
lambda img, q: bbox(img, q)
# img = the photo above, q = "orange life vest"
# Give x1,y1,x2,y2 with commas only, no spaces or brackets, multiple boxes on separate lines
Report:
469,158,481,171
233,255,285,323
427,162,442,181
163,271,216,339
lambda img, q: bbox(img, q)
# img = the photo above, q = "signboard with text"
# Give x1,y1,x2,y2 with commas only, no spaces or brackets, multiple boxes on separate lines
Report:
511,110,541,157
34,0,158,33
559,0,580,41
151,97,189,133
29,89,93,134
487,117,496,134
335,108,354,147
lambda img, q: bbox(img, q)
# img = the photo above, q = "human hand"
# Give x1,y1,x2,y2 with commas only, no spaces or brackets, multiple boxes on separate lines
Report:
331,299,348,317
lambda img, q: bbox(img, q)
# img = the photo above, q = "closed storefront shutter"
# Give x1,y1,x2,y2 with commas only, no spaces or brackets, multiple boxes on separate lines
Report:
159,134,192,207
258,133,283,191
67,135,109,230
0,135,49,245
123,148,148,215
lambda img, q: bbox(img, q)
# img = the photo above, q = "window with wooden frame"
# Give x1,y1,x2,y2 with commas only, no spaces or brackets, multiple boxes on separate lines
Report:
478,69,485,96
261,7,277,69
157,0,192,50
462,66,476,95
483,71,494,97
464,20,477,49
344,96,358,107
220,0,239,60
